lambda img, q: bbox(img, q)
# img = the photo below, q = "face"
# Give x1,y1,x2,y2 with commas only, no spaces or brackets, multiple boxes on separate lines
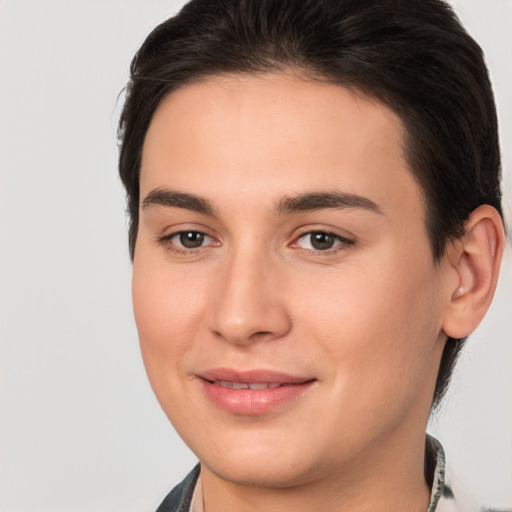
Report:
133,74,454,489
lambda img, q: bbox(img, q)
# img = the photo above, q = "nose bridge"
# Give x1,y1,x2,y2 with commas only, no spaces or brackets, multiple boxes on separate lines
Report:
208,242,290,345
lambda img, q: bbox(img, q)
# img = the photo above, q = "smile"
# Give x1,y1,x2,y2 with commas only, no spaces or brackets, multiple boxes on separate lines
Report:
213,380,282,390
198,369,316,415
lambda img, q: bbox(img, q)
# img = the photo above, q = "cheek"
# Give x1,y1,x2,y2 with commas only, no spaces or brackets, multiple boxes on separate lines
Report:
131,260,217,437
294,253,444,403
131,259,207,384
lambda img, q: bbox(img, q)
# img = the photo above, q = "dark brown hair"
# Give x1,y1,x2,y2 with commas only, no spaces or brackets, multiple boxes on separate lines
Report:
118,0,503,408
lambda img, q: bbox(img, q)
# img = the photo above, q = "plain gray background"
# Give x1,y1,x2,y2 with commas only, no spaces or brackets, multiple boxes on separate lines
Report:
0,1,510,511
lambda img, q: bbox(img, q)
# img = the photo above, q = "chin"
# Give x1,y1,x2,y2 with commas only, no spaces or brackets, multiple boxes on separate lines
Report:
203,454,318,489
184,427,329,489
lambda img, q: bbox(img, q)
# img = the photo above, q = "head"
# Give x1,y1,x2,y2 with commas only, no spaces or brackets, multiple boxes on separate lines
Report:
118,0,504,487
119,0,503,409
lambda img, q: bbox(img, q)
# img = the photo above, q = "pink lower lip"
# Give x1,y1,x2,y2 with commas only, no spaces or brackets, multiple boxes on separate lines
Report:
198,378,315,415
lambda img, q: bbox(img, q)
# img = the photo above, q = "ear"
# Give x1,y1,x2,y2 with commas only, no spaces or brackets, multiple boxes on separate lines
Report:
442,205,505,339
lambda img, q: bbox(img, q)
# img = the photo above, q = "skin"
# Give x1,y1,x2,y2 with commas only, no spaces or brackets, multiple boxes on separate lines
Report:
132,74,501,512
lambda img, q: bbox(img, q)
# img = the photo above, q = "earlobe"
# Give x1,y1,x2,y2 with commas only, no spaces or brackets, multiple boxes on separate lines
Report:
442,205,505,339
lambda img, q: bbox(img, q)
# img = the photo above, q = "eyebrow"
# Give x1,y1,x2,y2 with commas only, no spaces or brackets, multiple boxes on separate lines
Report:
142,188,216,215
141,188,382,217
275,191,382,215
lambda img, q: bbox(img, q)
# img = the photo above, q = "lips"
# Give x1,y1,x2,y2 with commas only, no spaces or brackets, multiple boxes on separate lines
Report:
197,368,316,415
213,381,281,390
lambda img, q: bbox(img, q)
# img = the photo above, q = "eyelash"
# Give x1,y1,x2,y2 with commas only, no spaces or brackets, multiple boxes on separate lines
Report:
290,230,354,255
158,231,218,255
158,230,354,256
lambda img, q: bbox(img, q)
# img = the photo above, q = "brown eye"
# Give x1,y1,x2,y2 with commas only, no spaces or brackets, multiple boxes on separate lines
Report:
309,232,336,250
178,231,206,248
295,231,352,251
159,230,219,254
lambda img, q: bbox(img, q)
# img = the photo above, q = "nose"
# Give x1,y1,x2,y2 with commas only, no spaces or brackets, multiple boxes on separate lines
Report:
207,250,292,346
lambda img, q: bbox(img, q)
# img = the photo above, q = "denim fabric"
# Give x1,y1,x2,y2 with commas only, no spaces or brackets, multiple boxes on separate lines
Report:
155,465,200,512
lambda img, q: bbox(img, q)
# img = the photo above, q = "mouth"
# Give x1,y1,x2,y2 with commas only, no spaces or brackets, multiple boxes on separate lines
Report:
212,381,283,390
197,369,316,415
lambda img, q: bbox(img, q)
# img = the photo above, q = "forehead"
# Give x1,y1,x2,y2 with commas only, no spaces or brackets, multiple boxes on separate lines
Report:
140,73,423,224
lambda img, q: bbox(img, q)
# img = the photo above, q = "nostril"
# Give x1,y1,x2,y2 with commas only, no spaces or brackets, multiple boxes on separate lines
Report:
251,331,273,338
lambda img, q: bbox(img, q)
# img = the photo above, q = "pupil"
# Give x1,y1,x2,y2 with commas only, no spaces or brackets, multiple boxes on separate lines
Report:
311,233,334,250
180,232,204,248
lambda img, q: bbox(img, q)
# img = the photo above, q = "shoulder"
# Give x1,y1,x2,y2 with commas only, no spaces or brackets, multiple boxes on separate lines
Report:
428,436,511,512
438,478,512,512
155,465,201,512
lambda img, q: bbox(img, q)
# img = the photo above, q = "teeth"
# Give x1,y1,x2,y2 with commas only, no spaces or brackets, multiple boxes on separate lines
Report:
213,380,281,390
232,382,249,390
251,382,281,389
248,383,269,390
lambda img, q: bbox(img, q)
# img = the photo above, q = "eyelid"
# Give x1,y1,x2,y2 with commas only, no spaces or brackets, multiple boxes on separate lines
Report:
290,228,355,253
157,222,217,241
171,231,215,246
158,226,220,253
